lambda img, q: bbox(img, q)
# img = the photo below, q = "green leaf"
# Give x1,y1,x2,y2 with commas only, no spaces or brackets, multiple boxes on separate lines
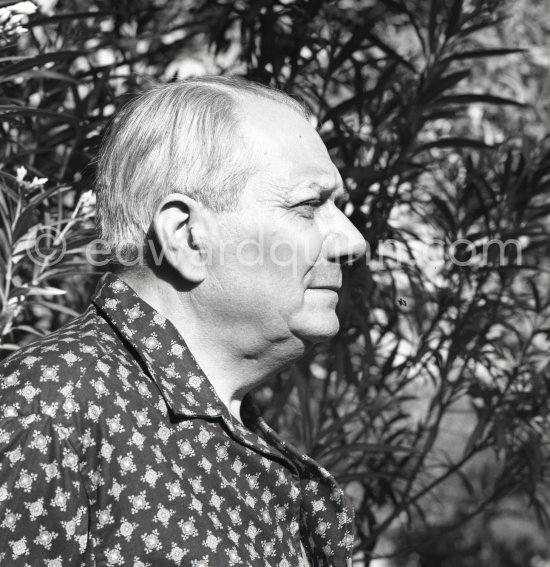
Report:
0,344,20,352
378,0,427,54
9,286,66,299
445,0,463,37
7,286,29,299
0,69,79,85
441,48,527,64
11,211,38,247
28,300,78,318
437,94,526,107
413,137,496,153
363,30,416,73
428,0,438,53
458,16,508,38
84,68,113,114
0,196,13,244
432,195,458,231
27,286,67,296
0,175,21,201
422,68,471,100
11,224,38,262
12,186,71,243
323,95,362,122
28,11,110,26
0,51,88,77
319,443,415,458
24,185,71,213
33,263,94,283
10,325,46,337
0,106,80,125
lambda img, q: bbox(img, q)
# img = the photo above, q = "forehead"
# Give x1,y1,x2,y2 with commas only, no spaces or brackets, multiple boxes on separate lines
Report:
283,166,344,199
237,97,343,195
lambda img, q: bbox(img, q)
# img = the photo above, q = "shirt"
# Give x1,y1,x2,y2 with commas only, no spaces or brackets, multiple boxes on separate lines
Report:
0,271,355,566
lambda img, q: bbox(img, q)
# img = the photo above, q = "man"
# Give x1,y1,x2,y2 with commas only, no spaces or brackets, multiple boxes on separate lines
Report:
0,77,366,566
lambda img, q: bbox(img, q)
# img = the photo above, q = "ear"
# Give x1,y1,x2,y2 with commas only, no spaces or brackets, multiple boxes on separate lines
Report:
151,193,215,284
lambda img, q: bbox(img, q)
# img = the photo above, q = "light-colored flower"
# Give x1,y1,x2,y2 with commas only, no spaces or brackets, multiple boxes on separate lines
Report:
16,165,27,182
11,2,37,16
28,176,47,188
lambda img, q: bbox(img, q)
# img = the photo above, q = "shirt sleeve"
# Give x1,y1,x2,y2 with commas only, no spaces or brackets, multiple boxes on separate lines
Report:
0,413,90,565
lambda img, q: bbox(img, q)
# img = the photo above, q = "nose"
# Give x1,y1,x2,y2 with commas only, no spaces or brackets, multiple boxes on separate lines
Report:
324,206,367,265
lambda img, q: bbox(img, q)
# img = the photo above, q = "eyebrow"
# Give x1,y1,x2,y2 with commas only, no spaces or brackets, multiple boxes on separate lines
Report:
283,175,348,207
308,182,348,205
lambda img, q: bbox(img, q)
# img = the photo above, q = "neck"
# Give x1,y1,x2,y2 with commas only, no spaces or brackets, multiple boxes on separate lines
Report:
119,269,300,424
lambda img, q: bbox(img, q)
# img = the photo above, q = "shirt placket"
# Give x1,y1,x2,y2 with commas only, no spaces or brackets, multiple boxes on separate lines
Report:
254,417,355,567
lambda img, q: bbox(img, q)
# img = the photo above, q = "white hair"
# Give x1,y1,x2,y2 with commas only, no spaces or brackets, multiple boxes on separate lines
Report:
95,76,310,263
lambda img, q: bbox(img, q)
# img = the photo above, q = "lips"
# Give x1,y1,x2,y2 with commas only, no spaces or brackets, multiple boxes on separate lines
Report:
309,285,341,292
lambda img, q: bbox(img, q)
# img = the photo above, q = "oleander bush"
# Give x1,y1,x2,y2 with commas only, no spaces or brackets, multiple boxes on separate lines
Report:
1,0,550,564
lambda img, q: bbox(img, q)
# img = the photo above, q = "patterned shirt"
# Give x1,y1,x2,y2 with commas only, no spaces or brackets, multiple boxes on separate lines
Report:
0,272,354,566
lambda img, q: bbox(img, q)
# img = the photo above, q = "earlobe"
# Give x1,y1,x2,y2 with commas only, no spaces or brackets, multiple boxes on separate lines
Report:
151,193,210,284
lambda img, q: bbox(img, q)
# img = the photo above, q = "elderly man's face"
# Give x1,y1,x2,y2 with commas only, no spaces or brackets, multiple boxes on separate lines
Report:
205,98,366,351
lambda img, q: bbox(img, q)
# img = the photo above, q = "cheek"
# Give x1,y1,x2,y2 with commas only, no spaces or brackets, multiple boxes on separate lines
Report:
264,223,324,283
296,225,324,269
218,213,324,283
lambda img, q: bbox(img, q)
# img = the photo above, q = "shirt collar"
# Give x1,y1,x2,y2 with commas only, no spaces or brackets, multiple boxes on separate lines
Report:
91,271,229,420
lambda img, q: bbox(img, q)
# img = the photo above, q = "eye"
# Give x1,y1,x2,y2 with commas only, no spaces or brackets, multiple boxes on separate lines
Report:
294,199,323,217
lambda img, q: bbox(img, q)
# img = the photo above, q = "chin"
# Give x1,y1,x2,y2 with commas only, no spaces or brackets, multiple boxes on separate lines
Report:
292,313,341,345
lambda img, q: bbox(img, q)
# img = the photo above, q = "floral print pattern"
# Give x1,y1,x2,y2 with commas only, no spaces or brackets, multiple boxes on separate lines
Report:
0,272,354,566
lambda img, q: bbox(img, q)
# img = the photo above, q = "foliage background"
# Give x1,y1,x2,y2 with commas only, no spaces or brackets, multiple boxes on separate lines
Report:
1,0,549,565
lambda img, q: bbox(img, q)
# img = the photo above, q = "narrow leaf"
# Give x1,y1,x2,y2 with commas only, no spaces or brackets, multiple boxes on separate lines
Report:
413,137,496,153
29,11,110,26
445,0,463,37
442,48,527,64
437,94,526,107
428,0,438,53
0,51,87,77
0,69,79,85
0,106,80,125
